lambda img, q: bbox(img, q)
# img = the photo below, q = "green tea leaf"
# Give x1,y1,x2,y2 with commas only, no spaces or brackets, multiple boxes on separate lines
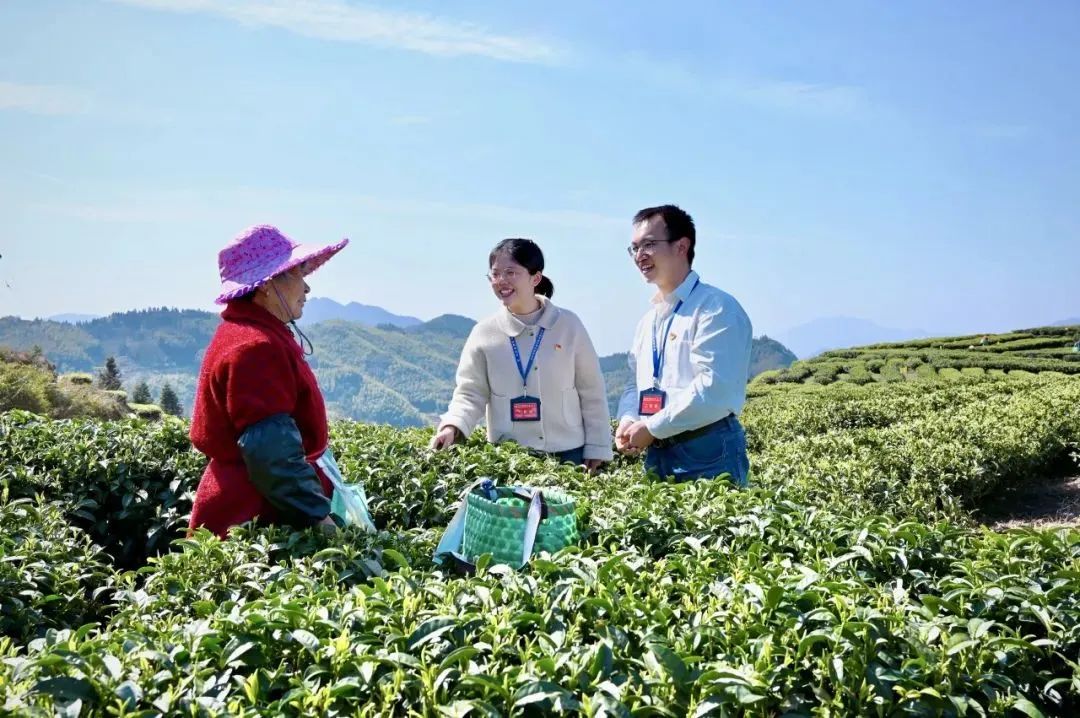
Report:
1011,698,1047,718
407,617,457,650
291,629,320,652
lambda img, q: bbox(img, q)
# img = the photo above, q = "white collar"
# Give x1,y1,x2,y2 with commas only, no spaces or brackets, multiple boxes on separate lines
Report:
494,295,559,336
651,269,700,306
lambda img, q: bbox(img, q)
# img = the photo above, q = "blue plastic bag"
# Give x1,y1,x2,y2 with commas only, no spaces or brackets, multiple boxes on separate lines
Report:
316,448,376,533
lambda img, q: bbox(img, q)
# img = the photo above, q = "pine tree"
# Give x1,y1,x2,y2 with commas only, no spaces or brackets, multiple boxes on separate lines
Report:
131,380,152,404
97,356,122,390
159,383,183,417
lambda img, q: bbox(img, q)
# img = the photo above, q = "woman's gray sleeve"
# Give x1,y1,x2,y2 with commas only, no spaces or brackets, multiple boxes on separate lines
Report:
237,413,331,527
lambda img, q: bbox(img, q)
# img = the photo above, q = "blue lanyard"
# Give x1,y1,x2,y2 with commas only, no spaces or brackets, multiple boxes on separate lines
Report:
651,279,699,386
510,327,545,391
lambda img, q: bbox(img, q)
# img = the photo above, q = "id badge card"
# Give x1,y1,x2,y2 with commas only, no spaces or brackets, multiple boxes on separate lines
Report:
638,388,666,416
511,395,541,422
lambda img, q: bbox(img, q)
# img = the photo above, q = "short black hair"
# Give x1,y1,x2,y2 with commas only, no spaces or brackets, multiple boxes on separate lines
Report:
489,238,554,298
633,204,696,266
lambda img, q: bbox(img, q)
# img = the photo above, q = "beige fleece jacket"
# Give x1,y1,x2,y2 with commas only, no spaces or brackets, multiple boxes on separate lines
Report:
438,297,614,461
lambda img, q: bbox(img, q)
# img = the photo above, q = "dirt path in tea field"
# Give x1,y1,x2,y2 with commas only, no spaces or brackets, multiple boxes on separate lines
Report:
979,474,1080,530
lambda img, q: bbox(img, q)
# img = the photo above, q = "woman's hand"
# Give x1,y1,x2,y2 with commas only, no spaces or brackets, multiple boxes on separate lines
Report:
318,515,337,533
429,425,460,451
584,459,605,474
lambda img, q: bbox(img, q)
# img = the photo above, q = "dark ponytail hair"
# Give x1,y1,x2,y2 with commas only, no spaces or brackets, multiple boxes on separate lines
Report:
489,238,554,298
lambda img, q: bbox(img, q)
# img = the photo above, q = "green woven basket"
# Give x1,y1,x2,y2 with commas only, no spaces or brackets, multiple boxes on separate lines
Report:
461,487,578,566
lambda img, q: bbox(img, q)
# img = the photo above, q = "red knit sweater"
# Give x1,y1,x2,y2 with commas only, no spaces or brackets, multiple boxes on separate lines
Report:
189,301,332,537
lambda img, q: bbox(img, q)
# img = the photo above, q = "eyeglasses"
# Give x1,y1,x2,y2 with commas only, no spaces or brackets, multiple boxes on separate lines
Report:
486,268,525,282
626,238,676,257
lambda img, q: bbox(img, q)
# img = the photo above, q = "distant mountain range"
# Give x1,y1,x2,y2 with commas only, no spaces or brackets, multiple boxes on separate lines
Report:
42,298,424,329
298,298,422,327
0,305,796,426
776,317,931,359
46,313,101,324
1053,317,1080,327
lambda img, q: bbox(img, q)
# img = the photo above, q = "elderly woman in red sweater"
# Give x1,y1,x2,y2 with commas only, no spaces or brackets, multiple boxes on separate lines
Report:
188,224,348,537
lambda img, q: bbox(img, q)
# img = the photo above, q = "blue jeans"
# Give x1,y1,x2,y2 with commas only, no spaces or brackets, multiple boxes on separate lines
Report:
524,446,585,466
645,416,750,486
552,446,585,466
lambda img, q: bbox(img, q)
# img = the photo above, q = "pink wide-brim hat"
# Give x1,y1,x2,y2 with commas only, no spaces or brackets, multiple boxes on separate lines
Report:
215,224,349,304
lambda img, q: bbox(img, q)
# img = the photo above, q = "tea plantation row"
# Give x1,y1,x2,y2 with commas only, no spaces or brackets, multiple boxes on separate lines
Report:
2,372,1079,715
756,325,1080,387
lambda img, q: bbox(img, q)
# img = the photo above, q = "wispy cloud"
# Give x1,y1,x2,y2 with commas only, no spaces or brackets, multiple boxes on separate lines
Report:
620,54,867,118
31,186,626,234
0,81,93,115
30,188,220,223
974,124,1032,140
109,0,563,64
389,114,433,126
354,196,625,232
738,79,865,117
28,171,68,185
31,200,203,224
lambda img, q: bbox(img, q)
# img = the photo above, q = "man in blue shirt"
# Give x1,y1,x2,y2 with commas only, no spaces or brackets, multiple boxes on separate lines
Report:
615,205,753,485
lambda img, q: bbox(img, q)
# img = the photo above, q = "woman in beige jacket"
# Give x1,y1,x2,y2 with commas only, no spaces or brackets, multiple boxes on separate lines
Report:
429,239,613,470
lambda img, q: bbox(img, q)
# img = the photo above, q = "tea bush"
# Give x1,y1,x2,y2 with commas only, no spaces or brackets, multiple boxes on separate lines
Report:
2,372,1079,715
2,485,1078,716
0,499,116,644
0,411,202,568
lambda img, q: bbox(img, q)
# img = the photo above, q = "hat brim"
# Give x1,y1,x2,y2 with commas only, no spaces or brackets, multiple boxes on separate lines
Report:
215,237,349,304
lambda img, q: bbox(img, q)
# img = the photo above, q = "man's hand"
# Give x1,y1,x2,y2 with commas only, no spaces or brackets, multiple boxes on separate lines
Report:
584,458,605,474
429,425,459,451
625,421,656,450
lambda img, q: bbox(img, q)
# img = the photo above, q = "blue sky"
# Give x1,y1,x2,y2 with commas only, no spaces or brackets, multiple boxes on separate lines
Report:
1,0,1078,354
